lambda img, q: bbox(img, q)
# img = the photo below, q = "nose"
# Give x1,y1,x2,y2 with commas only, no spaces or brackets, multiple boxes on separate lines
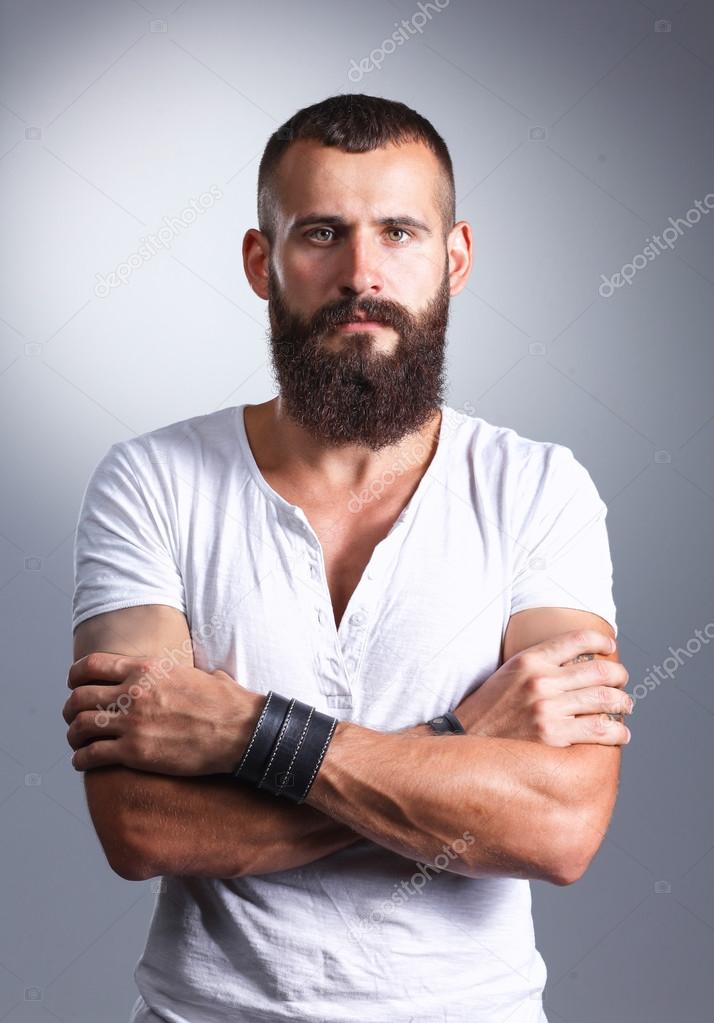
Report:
337,233,385,298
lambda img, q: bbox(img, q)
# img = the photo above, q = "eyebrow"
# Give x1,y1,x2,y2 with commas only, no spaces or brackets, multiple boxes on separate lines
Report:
290,213,433,235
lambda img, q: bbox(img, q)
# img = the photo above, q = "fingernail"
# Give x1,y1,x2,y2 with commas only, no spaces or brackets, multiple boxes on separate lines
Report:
625,728,631,743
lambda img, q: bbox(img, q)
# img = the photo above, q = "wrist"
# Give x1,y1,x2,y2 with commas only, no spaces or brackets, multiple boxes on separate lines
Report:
231,692,341,804
224,688,267,774
410,722,436,737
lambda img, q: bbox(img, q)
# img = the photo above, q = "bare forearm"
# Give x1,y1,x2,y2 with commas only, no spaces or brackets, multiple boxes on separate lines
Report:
85,767,360,880
305,722,587,884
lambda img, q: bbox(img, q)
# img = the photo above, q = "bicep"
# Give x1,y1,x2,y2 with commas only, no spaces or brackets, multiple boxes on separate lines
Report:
502,605,617,664
502,606,622,830
72,602,193,662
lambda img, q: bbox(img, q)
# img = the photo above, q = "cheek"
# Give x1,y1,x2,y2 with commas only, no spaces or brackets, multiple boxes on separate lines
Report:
285,255,332,298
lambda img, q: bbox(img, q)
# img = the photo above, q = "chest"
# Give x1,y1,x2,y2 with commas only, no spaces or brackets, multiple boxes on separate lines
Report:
277,485,417,631
186,480,510,728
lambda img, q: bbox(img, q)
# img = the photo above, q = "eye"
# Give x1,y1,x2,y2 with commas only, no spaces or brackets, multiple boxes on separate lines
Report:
306,227,335,243
304,226,413,244
386,227,411,244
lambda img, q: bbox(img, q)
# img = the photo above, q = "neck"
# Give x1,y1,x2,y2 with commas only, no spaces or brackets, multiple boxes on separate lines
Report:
244,397,443,493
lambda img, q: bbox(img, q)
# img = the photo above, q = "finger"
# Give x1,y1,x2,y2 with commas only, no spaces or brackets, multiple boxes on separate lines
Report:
68,652,151,690
67,710,125,751
558,657,629,693
555,686,633,717
567,713,631,746
71,738,124,772
62,684,127,724
534,629,616,666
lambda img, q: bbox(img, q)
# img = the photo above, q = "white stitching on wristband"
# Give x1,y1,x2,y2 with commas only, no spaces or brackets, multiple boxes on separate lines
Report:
258,698,296,789
276,705,314,794
298,716,338,802
234,691,273,776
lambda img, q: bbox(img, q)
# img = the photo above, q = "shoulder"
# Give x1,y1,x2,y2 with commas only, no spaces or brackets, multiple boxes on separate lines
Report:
443,405,604,524
100,406,246,486
446,404,583,485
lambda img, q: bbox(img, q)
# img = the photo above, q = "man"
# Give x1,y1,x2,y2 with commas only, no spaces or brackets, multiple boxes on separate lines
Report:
64,94,631,1023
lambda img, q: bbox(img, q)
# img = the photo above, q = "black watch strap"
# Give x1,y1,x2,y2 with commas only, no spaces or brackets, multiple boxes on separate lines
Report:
427,710,466,735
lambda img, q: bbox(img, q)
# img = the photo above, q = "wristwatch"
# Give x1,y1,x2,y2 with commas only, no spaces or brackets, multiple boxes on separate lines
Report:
427,710,466,735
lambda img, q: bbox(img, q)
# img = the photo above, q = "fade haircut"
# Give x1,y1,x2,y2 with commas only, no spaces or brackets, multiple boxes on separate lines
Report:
257,93,456,246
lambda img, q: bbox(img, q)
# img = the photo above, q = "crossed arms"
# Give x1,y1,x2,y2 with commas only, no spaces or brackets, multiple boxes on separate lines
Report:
68,602,629,886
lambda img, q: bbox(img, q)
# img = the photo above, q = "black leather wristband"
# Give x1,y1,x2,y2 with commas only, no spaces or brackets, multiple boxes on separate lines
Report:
232,691,292,785
427,710,466,735
232,690,339,805
279,708,338,804
257,698,314,796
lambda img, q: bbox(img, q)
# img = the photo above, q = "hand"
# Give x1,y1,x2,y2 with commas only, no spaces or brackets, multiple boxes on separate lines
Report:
63,652,265,775
452,629,631,747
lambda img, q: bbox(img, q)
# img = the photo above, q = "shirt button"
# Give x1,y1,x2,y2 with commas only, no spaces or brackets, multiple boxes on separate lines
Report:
317,608,326,624
310,564,320,580
349,611,366,627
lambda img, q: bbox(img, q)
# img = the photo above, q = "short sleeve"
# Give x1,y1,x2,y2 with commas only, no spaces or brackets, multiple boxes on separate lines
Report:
72,440,187,632
509,445,618,637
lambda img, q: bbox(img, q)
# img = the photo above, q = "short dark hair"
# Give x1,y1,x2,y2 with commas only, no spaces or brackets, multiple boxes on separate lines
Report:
257,93,455,245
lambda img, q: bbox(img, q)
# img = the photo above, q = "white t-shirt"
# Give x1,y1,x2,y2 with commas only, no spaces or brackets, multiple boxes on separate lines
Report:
72,402,617,1023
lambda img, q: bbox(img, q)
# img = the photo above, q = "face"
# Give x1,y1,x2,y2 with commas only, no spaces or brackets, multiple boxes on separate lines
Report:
262,139,455,452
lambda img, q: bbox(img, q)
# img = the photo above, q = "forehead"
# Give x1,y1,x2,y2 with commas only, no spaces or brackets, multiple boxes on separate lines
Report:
274,138,443,226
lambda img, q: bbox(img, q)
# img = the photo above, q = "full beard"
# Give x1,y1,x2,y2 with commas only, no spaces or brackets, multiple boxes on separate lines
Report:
265,258,450,452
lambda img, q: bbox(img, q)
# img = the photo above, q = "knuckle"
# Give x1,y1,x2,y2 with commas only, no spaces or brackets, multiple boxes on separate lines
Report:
525,674,549,699
594,657,610,679
132,658,158,678
596,685,613,707
616,664,630,685
510,650,535,673
590,713,611,736
75,709,90,730
126,734,148,760
63,695,76,722
84,652,104,675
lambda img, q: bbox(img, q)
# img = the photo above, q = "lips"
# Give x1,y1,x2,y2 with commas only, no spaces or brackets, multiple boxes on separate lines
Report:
338,315,384,325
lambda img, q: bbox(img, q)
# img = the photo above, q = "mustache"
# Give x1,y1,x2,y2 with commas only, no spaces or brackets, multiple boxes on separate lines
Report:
307,299,411,336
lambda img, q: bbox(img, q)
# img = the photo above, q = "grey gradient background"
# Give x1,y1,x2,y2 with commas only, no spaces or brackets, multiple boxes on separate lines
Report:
1,0,713,1021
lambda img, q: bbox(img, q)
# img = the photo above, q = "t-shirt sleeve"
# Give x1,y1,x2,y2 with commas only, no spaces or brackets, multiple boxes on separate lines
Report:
509,443,618,637
72,440,187,632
